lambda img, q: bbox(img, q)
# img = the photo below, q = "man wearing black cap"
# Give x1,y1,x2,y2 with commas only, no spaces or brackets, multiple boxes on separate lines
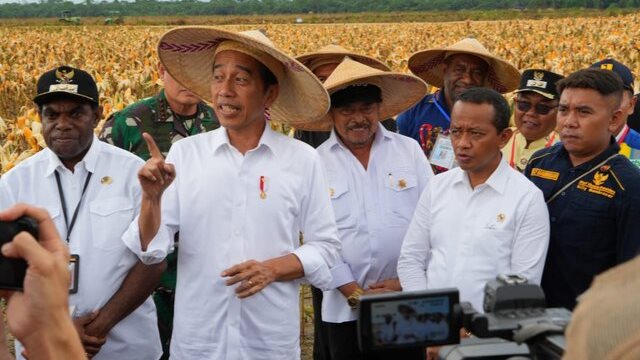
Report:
525,68,640,311
591,58,640,166
0,66,163,360
502,69,564,172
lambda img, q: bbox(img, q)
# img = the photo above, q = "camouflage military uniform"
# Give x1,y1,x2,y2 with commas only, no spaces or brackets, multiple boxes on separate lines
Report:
99,89,219,359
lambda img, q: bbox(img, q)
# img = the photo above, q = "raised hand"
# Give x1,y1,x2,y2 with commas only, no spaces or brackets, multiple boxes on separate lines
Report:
137,132,176,199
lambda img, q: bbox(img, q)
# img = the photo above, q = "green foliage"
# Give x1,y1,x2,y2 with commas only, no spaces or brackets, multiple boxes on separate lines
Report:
0,0,638,19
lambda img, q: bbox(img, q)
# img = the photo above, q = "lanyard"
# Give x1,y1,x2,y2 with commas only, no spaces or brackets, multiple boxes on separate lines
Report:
546,153,621,204
432,94,451,124
55,170,93,242
617,125,630,145
509,131,556,169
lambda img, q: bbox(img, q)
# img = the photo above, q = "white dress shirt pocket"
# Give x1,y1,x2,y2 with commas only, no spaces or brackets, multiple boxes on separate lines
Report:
384,170,418,226
328,178,355,228
89,197,135,251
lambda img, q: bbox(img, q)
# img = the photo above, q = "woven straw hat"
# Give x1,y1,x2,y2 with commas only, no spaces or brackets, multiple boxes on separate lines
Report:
296,44,391,72
408,38,520,93
157,27,329,124
563,255,640,360
293,57,427,131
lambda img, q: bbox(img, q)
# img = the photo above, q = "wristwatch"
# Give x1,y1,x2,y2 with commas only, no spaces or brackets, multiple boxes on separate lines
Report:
347,288,364,309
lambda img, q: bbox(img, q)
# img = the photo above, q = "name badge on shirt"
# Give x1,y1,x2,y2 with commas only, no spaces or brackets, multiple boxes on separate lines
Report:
429,134,456,170
69,254,79,294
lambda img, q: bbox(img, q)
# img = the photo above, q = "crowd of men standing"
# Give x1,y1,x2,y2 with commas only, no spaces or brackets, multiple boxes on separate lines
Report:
0,26,639,360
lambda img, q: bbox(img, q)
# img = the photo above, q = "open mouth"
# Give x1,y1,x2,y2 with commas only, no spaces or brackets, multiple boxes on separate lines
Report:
218,104,240,116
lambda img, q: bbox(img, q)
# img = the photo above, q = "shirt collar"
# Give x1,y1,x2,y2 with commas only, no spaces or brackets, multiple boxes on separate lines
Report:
210,121,277,156
433,91,450,113
453,154,510,195
44,135,100,177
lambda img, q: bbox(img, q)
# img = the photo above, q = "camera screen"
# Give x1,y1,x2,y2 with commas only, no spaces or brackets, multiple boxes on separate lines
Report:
358,288,460,352
371,295,451,346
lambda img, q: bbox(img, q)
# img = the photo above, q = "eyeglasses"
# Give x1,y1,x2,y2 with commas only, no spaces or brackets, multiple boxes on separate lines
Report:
516,100,557,115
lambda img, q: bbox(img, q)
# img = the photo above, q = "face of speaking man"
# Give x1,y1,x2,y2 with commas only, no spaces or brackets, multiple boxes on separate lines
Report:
210,50,279,134
449,100,511,176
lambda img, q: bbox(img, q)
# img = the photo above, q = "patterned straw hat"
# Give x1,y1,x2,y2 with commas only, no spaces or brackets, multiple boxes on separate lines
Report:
296,44,391,72
294,57,427,131
157,27,329,124
408,38,520,93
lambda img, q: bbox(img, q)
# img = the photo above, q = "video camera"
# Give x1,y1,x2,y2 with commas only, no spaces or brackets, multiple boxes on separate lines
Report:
357,274,572,359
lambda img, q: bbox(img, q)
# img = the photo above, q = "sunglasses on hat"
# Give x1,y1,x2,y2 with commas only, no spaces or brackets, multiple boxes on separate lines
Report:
515,100,557,115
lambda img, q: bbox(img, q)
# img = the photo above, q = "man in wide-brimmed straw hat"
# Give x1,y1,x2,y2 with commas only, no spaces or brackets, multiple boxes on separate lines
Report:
294,43,397,360
294,44,397,149
124,28,341,360
306,57,433,360
397,38,520,168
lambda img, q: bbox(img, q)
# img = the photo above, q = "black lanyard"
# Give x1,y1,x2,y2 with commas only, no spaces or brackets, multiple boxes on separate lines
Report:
55,170,93,242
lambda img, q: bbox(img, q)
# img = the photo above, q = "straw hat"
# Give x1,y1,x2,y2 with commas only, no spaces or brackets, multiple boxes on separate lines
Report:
157,27,329,124
293,57,427,131
408,38,520,94
296,44,391,72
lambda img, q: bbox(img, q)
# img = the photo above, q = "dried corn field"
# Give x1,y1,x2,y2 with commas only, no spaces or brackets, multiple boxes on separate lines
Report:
1,14,640,173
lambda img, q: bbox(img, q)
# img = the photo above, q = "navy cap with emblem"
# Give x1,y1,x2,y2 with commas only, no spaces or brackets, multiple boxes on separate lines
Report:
34,65,99,106
590,58,635,93
515,69,564,100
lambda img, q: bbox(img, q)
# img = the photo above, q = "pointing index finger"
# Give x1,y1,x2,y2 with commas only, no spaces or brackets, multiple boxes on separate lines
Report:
142,132,163,159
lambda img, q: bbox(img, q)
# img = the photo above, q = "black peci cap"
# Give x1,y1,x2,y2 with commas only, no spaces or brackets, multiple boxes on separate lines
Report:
515,69,564,100
33,65,99,106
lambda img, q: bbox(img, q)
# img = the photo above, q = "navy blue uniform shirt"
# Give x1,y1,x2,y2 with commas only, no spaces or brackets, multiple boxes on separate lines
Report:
397,91,451,152
524,140,640,310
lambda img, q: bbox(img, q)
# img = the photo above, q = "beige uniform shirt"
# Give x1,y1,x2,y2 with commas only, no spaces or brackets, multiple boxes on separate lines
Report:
502,128,559,172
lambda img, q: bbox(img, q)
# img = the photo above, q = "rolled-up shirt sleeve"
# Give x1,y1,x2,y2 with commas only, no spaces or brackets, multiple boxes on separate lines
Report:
398,184,432,291
122,151,181,265
294,152,341,291
327,257,356,289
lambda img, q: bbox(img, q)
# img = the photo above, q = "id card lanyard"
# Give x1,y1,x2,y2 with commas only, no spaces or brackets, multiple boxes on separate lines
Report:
55,170,92,294
432,93,451,124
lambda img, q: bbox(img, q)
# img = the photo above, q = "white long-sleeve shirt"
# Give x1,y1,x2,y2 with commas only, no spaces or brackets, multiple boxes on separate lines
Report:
398,158,550,313
317,125,433,323
0,137,161,360
123,124,341,360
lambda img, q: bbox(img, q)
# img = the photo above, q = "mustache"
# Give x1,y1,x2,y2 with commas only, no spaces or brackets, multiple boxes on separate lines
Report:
346,121,371,130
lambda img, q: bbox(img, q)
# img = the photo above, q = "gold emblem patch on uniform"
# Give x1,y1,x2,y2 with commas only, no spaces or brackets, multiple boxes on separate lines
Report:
531,168,560,181
593,171,609,186
398,179,407,189
577,180,616,198
100,176,112,185
497,213,506,223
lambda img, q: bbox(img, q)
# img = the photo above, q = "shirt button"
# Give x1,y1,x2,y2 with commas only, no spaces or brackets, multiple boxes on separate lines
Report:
561,192,566,196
